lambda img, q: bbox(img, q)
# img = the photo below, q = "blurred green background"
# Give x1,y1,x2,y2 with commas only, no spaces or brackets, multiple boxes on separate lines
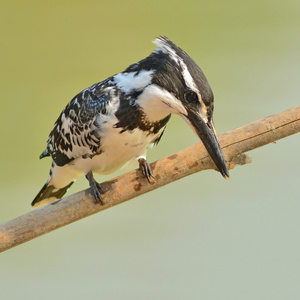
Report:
1,0,300,299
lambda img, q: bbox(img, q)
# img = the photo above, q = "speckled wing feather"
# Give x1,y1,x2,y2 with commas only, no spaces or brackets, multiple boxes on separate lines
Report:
42,80,112,167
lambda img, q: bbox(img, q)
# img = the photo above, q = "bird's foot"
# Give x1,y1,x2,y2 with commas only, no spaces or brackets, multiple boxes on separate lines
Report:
85,171,104,204
138,158,154,183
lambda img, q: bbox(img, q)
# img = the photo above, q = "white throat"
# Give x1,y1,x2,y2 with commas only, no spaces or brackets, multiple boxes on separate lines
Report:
137,84,187,122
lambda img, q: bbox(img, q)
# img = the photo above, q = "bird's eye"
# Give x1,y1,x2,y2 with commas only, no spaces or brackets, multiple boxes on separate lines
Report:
184,90,198,103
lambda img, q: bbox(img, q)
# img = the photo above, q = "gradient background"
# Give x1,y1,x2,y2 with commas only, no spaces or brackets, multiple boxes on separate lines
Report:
1,1,300,299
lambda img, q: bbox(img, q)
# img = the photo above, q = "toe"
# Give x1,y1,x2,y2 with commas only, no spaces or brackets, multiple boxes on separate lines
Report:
138,158,154,183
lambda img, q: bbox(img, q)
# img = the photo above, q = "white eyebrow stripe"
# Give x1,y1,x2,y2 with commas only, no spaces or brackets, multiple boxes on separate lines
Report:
154,36,206,106
154,38,197,91
179,60,197,91
179,59,205,107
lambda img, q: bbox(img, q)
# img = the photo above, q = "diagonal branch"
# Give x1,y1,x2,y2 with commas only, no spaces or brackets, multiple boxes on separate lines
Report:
1,105,300,252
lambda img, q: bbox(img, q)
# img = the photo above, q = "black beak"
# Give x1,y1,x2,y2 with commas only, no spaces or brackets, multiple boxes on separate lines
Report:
183,110,229,178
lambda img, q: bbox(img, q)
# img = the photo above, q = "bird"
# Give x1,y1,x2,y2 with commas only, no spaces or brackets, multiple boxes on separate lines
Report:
32,36,229,207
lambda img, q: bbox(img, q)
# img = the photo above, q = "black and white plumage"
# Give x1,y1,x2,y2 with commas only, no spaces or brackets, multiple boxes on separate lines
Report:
32,36,229,207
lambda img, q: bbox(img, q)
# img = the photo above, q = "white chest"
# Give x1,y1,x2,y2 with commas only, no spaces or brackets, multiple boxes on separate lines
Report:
71,115,164,175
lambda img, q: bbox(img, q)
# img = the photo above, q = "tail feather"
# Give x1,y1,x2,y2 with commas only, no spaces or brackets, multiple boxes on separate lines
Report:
31,180,74,207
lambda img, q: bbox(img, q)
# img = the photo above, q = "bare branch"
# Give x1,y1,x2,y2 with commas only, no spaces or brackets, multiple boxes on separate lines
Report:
1,105,299,252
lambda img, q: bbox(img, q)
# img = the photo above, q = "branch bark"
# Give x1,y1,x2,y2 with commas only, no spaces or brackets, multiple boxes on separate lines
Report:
1,105,300,252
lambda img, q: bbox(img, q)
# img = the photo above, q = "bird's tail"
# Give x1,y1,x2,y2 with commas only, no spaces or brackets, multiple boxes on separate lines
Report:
31,176,74,208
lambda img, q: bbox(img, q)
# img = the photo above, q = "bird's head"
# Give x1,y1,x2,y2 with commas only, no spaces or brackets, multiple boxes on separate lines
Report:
114,36,229,178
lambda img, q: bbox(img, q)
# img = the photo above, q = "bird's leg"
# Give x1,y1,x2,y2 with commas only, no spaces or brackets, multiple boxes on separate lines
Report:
85,171,104,204
138,158,155,183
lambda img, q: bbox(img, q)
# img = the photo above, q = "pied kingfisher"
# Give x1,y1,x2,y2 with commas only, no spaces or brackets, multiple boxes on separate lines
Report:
32,36,229,207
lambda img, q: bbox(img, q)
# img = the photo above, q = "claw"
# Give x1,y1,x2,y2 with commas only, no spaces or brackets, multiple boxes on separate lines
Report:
138,158,155,183
85,171,105,204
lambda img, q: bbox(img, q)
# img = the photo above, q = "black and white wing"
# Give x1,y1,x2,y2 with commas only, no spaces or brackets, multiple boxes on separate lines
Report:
41,80,113,167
